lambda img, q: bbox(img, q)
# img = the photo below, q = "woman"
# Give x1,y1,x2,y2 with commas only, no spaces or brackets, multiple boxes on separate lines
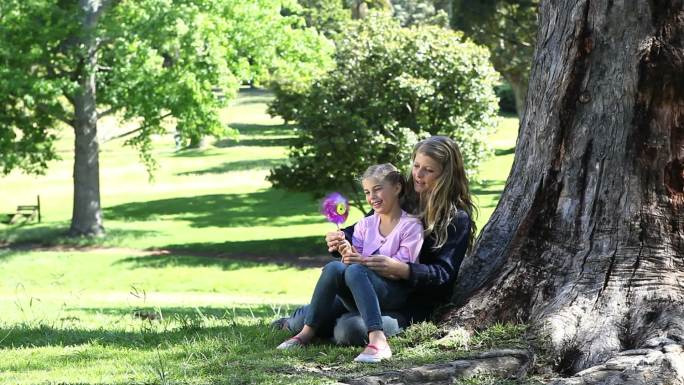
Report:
273,136,476,362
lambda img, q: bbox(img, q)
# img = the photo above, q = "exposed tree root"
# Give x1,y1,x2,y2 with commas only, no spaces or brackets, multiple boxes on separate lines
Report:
549,344,684,385
337,349,532,385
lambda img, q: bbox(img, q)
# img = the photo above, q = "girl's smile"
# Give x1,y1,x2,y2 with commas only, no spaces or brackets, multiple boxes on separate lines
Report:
362,177,401,214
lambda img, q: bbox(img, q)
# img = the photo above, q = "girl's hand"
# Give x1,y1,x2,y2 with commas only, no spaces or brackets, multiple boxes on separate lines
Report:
363,255,410,280
339,241,364,265
325,231,346,253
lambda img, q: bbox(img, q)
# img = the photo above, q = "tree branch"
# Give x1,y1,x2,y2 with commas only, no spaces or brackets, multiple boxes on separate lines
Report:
97,106,118,119
36,104,73,128
103,112,174,143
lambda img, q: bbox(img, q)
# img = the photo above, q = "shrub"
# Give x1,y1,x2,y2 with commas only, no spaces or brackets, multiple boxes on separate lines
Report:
495,80,517,115
268,14,499,209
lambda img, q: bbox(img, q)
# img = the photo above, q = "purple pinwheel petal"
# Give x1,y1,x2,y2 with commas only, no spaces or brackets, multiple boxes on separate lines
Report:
321,192,349,225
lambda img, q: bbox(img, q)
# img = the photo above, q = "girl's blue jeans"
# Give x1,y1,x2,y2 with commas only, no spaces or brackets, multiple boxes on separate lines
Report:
286,261,410,344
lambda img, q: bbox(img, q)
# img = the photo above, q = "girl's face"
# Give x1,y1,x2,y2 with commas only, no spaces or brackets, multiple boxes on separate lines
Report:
362,177,401,214
412,152,443,194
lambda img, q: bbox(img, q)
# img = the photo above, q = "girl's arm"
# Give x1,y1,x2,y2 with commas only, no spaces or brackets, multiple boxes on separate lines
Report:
326,223,356,257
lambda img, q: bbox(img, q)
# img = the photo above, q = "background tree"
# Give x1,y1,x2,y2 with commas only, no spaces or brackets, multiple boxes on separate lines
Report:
285,0,351,38
0,0,329,236
442,0,684,381
391,0,448,27
350,0,394,19
269,14,499,212
451,0,538,116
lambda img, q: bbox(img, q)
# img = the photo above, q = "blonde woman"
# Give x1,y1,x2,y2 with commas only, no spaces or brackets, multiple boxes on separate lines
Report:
273,136,476,362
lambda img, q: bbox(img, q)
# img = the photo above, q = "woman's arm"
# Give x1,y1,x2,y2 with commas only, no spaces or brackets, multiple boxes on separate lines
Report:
363,256,411,279
406,211,471,288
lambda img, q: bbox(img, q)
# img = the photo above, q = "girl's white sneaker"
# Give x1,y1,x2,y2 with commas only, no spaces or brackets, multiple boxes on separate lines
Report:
276,336,305,350
353,344,392,363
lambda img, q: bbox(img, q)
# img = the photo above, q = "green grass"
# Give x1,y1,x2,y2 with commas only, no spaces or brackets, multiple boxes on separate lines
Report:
0,89,522,384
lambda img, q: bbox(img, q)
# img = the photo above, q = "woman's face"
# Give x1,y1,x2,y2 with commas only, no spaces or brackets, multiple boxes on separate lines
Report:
412,152,442,194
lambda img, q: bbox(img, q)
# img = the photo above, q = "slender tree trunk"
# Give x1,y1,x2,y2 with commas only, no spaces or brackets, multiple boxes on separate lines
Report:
351,0,393,19
505,72,529,117
443,0,684,377
70,0,105,237
434,0,452,21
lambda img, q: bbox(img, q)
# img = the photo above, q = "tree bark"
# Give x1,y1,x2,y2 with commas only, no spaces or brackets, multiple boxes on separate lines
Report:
549,345,684,385
70,0,105,237
443,0,684,376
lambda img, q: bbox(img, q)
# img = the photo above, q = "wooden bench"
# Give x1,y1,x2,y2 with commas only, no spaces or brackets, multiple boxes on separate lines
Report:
1,196,41,225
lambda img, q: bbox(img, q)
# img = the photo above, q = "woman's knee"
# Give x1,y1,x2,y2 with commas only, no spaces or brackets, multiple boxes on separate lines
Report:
284,305,308,334
333,313,404,346
333,313,368,346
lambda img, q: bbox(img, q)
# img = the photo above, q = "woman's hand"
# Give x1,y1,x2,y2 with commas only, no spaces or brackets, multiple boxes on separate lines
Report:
363,255,411,280
325,230,346,253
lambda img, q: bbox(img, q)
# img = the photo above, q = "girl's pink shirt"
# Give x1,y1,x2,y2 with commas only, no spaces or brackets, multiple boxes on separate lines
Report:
351,210,423,263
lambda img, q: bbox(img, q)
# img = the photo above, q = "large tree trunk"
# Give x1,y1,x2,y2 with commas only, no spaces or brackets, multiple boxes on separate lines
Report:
70,0,105,237
444,0,684,377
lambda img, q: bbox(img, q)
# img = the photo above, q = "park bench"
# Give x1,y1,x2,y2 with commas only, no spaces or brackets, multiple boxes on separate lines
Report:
1,195,41,225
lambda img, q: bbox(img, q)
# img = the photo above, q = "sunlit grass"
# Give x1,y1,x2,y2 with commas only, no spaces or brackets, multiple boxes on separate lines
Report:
0,89,521,384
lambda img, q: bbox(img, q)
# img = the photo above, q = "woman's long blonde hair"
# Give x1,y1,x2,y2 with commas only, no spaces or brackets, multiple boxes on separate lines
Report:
407,136,477,252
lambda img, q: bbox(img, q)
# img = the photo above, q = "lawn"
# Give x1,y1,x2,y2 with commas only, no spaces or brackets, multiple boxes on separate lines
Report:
0,89,521,384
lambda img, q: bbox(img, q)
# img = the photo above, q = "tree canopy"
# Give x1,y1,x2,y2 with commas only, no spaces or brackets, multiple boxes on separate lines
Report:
451,0,539,115
0,0,331,235
268,14,499,210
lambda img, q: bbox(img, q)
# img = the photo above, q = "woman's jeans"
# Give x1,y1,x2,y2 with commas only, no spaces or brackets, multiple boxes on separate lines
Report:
285,261,410,345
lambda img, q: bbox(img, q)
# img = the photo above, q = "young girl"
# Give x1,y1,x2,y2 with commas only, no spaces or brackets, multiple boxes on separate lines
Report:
277,163,423,363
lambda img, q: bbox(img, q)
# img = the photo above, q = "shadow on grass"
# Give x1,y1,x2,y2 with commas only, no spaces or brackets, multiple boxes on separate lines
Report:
494,146,516,156
230,94,275,107
215,123,296,148
170,148,227,158
176,158,285,176
114,235,331,270
104,189,322,228
76,304,286,319
230,87,274,104
470,179,506,197
0,224,158,251
0,304,291,350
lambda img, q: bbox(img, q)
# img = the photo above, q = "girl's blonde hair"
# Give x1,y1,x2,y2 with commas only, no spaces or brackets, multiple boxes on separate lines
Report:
361,163,413,211
407,136,477,252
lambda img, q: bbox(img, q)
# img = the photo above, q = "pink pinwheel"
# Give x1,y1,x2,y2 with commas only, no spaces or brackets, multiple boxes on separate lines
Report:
320,192,349,228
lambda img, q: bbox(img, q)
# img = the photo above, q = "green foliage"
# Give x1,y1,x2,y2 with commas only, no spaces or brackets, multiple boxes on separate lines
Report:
268,14,499,207
267,1,340,123
394,321,441,346
0,0,77,175
495,81,516,114
471,322,528,349
451,0,538,113
286,0,351,38
0,0,330,174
